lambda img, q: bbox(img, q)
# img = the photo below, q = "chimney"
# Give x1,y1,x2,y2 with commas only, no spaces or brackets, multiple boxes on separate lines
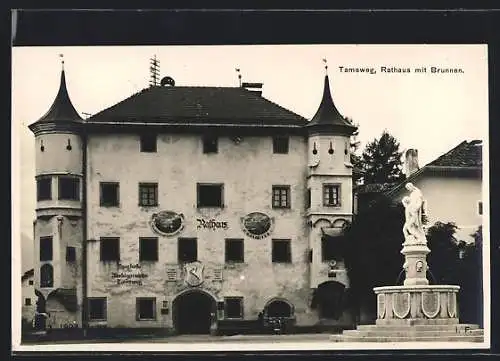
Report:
242,82,263,96
404,149,420,177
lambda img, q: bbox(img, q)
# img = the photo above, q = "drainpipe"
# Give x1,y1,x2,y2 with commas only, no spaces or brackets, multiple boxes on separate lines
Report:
81,130,88,337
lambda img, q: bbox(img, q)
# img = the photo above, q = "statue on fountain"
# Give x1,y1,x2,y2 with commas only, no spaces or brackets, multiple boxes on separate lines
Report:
402,182,427,244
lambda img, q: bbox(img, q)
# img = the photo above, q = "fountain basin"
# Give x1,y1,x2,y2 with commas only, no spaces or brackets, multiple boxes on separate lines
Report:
373,285,460,325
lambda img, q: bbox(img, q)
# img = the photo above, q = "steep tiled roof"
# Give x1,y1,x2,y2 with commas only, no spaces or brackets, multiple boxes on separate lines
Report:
87,85,307,127
427,140,482,168
21,268,34,282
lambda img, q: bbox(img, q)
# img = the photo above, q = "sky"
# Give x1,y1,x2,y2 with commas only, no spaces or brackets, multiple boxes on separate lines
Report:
12,44,488,272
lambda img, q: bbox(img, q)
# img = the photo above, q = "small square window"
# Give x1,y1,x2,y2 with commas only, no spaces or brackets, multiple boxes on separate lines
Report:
37,177,52,201
197,183,224,208
100,237,120,262
136,298,156,320
224,297,243,319
140,134,157,152
88,298,107,321
25,298,31,306
66,246,76,262
273,136,289,154
58,176,80,201
139,183,158,207
272,185,291,208
100,182,120,207
272,239,292,263
178,238,197,263
225,239,244,263
323,184,341,207
40,236,53,262
29,280,34,285
203,135,218,153
139,237,158,262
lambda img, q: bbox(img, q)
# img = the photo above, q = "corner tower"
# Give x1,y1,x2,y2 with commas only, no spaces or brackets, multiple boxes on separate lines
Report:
306,70,357,323
28,60,85,328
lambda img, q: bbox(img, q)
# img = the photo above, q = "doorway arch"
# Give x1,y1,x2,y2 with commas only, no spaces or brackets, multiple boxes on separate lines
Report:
172,289,216,334
311,281,346,320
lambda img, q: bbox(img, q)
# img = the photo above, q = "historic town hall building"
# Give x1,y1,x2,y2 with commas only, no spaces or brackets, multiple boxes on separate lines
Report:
28,62,357,334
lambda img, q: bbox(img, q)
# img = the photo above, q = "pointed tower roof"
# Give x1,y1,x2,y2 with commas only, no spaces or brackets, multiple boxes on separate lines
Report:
306,75,357,135
29,66,84,133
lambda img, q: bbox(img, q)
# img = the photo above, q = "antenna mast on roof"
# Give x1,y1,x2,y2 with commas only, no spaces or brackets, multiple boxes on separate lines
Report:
149,55,160,87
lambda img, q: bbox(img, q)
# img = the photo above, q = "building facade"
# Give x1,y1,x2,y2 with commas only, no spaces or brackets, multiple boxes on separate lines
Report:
28,65,357,333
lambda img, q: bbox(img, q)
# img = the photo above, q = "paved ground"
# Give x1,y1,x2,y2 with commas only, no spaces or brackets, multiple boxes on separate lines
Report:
22,333,334,345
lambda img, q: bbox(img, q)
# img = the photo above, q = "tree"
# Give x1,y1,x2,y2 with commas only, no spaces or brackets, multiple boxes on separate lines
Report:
360,131,404,184
347,118,364,184
426,221,461,285
343,196,405,322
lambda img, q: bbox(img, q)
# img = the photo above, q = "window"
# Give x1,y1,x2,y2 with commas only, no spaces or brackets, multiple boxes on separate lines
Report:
37,177,51,201
140,134,157,152
273,136,289,154
272,185,290,208
100,182,120,207
322,237,339,261
66,246,76,262
306,188,311,209
272,239,292,263
40,236,53,261
478,201,483,215
136,298,156,320
202,135,218,153
225,239,244,263
323,184,340,207
178,238,197,263
88,298,107,321
40,264,53,288
58,176,80,200
29,280,33,285
197,183,224,208
139,183,158,207
139,237,158,262
25,298,31,306
100,237,120,262
224,297,243,319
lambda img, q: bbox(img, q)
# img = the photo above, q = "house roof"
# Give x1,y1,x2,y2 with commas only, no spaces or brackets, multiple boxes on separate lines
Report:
384,140,482,198
306,75,357,135
87,85,308,128
427,140,482,168
29,69,84,129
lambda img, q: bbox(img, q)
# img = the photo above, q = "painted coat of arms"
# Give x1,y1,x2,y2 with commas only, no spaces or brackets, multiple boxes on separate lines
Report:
184,261,204,287
151,211,184,236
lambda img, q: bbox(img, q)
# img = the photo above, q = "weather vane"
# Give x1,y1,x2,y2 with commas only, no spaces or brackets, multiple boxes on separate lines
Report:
235,68,242,87
322,58,328,75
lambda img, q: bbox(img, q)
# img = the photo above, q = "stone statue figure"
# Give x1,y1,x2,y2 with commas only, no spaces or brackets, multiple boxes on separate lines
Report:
402,182,427,244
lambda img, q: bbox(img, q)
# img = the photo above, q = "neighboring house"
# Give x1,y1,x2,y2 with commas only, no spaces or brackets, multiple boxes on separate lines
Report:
384,140,483,243
21,268,35,323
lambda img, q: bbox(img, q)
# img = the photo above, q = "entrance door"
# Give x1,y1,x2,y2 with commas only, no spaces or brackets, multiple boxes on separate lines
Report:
173,291,215,334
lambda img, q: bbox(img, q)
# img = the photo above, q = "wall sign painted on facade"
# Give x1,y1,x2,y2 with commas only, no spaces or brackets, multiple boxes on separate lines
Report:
197,218,228,230
184,261,204,287
111,263,148,286
240,212,274,239
151,211,185,236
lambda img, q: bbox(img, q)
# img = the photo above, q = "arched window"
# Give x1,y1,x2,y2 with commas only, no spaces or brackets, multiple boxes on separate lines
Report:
265,299,293,318
40,264,54,288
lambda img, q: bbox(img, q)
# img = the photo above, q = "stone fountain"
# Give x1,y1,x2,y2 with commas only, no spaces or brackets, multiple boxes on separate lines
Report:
331,183,484,342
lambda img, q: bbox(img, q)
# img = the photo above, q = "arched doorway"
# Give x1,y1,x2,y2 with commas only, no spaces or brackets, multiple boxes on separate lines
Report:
311,281,346,320
265,299,293,318
172,290,216,334
34,290,47,330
